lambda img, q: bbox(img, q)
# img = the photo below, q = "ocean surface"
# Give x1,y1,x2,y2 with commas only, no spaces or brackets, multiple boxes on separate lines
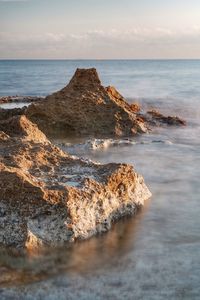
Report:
0,60,200,300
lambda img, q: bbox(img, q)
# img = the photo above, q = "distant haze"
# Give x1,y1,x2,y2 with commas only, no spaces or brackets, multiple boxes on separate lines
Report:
1,0,200,59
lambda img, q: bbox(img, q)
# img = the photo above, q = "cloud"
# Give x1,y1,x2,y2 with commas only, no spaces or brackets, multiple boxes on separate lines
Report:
1,27,200,58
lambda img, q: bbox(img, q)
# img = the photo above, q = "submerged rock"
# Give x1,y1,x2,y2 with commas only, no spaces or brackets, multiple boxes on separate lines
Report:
0,115,151,250
140,109,186,127
26,68,148,137
0,95,42,105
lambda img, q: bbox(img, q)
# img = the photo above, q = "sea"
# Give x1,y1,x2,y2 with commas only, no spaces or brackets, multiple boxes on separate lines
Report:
0,60,200,300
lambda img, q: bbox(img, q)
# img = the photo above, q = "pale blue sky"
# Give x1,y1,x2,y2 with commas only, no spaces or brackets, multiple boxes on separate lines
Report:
1,0,200,58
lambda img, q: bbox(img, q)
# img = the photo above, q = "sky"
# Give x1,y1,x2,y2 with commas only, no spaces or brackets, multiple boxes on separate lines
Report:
1,0,200,59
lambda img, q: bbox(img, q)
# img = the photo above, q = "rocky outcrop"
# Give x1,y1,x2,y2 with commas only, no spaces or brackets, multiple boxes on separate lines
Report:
0,115,151,250
0,107,26,122
0,96,42,105
0,115,47,142
139,109,186,127
1,68,186,138
26,68,148,137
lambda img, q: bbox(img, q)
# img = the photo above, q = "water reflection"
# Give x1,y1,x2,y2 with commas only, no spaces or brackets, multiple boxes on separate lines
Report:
0,199,150,287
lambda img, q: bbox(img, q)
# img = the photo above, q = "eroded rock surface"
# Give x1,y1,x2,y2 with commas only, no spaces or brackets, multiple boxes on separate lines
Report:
0,68,186,139
0,96,42,105
139,109,187,127
0,115,151,249
26,68,148,137
0,107,26,122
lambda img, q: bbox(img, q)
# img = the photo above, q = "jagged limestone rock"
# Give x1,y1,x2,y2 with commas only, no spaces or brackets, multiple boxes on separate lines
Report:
26,68,148,137
0,115,151,250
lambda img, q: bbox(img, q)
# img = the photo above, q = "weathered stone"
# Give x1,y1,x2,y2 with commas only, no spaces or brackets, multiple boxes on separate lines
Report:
0,115,47,142
140,109,186,127
129,103,141,113
0,107,26,122
0,96,42,105
0,115,151,249
0,69,186,138
26,68,148,138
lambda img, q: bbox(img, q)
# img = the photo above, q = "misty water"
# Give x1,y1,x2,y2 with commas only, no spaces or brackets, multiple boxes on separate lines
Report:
0,60,200,299
0,102,30,109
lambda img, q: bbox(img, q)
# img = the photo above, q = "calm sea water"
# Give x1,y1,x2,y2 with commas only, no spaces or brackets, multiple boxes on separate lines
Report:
0,60,200,300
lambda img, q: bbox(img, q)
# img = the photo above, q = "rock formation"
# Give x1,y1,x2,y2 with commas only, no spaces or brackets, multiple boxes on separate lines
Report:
0,68,186,139
0,115,151,249
0,96,42,105
139,109,186,127
0,107,26,122
26,68,148,137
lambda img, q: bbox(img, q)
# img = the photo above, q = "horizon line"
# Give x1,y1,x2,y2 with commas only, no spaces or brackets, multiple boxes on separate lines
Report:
1,58,200,61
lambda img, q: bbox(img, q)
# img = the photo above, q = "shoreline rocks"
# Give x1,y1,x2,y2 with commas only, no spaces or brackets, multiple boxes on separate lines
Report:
0,68,187,251
139,109,187,127
0,107,26,122
0,68,186,139
0,96,43,105
25,68,186,138
25,68,149,138
0,115,151,250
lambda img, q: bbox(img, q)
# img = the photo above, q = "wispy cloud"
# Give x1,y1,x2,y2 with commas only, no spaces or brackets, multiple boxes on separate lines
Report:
1,27,200,58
